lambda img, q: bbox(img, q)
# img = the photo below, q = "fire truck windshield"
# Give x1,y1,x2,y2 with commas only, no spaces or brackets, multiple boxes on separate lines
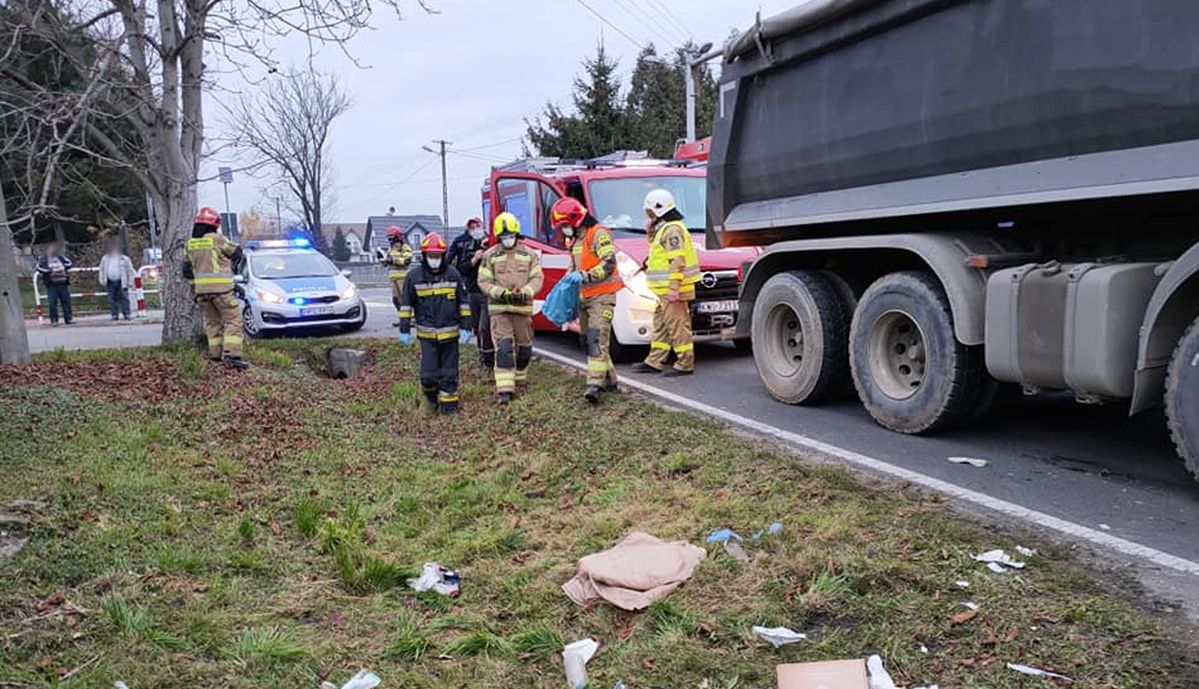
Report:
587,176,706,232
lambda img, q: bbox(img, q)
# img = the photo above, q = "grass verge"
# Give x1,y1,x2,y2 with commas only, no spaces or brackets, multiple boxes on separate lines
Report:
0,339,1195,688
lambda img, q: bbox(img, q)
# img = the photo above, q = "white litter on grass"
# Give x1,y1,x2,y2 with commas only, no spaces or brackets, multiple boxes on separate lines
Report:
114,683,130,689
563,638,599,689
974,549,1026,572
954,580,970,588
961,601,980,611
919,644,929,654
1007,663,1074,682
866,655,898,689
752,625,808,647
320,669,381,689
1015,545,1036,557
947,456,988,468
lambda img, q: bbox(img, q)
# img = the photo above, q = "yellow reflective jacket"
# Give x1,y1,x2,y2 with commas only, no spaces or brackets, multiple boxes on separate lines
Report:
478,242,543,315
646,220,699,298
384,243,414,281
186,232,239,295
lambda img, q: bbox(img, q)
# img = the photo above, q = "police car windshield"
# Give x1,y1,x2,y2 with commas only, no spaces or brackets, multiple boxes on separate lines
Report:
587,176,705,232
250,252,338,279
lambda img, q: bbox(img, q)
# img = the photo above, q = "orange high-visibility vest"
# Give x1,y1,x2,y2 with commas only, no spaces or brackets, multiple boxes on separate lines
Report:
574,224,623,299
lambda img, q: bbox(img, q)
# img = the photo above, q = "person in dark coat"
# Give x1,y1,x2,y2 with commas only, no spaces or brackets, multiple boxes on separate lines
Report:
447,217,493,369
36,242,74,325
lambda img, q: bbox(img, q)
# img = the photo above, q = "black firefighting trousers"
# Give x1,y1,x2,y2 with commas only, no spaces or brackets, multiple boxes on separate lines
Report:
420,338,460,412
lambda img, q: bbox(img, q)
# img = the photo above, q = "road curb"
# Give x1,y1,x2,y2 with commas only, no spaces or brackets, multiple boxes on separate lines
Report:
534,346,1199,577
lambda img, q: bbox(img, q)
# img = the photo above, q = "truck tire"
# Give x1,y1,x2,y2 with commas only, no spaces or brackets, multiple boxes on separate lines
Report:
1165,315,1199,482
751,270,849,404
850,271,991,434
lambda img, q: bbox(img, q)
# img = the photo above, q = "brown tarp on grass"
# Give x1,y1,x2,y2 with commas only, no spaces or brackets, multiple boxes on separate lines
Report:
562,531,707,611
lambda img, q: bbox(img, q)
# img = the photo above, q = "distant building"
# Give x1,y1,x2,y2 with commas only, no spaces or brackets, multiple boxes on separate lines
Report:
320,222,369,262
364,213,444,255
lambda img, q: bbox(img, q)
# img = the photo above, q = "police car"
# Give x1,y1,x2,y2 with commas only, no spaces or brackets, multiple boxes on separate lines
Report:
236,238,367,337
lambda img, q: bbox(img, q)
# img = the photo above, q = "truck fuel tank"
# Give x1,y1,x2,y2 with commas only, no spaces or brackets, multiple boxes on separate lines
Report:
985,261,1163,400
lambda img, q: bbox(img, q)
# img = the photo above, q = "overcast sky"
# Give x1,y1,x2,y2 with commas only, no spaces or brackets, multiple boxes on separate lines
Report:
198,0,797,229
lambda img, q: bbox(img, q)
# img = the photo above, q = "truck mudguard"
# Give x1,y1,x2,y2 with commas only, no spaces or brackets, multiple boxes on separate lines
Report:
1131,242,1199,415
739,232,1023,346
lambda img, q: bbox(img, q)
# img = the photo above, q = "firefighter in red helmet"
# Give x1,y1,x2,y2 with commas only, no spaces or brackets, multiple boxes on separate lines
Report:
398,232,472,413
380,225,414,325
182,207,247,368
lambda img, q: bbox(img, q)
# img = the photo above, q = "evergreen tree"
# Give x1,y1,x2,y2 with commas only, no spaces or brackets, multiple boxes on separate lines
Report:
331,228,351,262
626,44,720,159
526,43,634,158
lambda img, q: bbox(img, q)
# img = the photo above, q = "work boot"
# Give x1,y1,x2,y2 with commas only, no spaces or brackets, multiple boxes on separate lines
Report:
424,391,439,409
224,356,249,370
662,368,693,378
439,404,458,415
584,385,601,404
604,381,620,394
630,362,661,374
498,392,514,406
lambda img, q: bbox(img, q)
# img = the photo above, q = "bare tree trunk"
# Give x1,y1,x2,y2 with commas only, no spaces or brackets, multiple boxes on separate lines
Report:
156,184,201,343
0,186,32,365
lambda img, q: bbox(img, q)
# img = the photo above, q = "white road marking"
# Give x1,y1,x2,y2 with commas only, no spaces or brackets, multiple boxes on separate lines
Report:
534,346,1199,576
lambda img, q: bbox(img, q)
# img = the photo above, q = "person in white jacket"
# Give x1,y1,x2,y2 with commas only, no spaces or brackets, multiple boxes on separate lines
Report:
98,242,136,320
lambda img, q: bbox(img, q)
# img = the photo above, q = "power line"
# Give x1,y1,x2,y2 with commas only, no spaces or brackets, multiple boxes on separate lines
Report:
609,0,680,51
644,0,694,40
571,0,648,51
358,156,436,205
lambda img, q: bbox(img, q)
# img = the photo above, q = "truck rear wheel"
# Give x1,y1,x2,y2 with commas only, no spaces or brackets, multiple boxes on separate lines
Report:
850,271,990,434
751,270,849,404
1165,314,1199,482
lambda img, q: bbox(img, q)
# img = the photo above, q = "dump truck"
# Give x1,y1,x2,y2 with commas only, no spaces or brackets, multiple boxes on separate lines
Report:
708,0,1199,483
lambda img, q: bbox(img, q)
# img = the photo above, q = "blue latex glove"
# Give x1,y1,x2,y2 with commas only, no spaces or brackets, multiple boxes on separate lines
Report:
398,331,414,346
459,329,472,345
563,271,585,286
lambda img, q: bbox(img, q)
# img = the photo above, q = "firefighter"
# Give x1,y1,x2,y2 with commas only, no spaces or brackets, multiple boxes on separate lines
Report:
630,189,700,377
381,225,414,325
448,216,494,369
552,197,623,403
477,212,543,404
182,207,247,369
397,232,472,414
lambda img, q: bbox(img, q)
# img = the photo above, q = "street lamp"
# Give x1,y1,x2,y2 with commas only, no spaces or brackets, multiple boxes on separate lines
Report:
645,42,719,143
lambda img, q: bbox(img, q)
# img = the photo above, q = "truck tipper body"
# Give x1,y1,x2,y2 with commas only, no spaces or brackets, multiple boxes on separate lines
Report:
708,0,1199,483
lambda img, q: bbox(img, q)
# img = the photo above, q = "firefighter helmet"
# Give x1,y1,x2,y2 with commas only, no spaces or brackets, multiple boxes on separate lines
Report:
195,207,221,228
643,189,676,219
493,212,522,237
420,232,448,254
550,197,587,229
386,226,405,242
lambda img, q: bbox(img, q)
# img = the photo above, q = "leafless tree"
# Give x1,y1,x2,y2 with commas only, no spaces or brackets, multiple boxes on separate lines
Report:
1,0,431,343
233,69,349,254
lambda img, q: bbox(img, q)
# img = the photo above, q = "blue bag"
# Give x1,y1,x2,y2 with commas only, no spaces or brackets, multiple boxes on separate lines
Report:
541,277,580,327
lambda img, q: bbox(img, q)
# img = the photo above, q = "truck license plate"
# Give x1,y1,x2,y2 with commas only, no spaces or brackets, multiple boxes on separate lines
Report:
696,299,739,314
300,306,335,317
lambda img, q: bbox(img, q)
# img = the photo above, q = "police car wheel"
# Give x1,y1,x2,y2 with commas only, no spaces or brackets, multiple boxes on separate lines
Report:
242,305,262,339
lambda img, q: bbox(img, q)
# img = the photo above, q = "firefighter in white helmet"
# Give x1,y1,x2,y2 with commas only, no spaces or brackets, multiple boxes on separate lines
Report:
630,189,700,376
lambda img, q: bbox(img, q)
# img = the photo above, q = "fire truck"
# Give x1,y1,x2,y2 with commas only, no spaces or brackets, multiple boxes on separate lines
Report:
484,152,757,359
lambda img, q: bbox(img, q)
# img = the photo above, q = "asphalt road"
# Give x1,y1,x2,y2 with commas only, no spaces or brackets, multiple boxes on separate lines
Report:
24,287,1199,606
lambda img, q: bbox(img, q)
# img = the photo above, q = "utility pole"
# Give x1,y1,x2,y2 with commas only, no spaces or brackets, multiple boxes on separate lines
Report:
423,139,452,229
684,42,720,143
275,196,282,236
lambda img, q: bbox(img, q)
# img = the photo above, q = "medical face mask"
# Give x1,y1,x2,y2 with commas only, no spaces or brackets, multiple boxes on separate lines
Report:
561,226,575,238
500,235,517,249
469,228,485,241
426,256,443,270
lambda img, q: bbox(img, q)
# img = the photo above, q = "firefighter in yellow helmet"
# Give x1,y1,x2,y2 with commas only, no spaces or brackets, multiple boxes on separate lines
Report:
630,189,700,377
182,207,248,369
477,212,543,404
381,225,414,325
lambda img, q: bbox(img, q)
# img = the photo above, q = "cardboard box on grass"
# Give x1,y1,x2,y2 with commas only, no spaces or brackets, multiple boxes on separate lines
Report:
777,658,869,689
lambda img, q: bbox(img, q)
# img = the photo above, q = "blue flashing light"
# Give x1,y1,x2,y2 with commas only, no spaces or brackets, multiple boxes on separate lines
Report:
293,237,310,247
246,238,316,251
288,297,308,306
